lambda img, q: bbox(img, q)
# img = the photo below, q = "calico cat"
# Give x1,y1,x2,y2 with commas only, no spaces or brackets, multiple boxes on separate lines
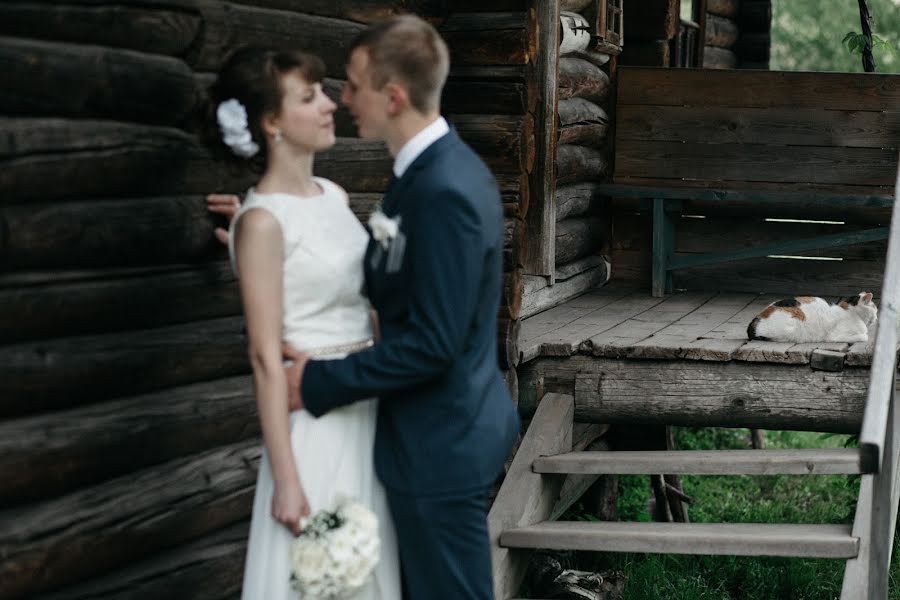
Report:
747,292,877,343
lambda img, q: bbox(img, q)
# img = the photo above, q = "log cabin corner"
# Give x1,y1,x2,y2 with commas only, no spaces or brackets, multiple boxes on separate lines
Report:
2,0,899,598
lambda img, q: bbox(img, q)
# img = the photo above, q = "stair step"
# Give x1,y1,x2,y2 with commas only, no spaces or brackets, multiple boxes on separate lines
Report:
533,448,864,475
500,521,858,558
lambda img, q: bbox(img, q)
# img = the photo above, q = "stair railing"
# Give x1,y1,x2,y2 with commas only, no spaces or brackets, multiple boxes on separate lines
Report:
852,149,900,598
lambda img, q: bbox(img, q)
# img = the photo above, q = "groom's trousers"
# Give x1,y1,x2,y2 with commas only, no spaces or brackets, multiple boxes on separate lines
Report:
387,485,494,600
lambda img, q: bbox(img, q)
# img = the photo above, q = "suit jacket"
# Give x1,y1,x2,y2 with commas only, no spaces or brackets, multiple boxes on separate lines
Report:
301,128,519,495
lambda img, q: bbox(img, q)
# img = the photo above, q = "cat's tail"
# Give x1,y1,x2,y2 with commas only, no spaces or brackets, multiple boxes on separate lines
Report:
747,317,771,341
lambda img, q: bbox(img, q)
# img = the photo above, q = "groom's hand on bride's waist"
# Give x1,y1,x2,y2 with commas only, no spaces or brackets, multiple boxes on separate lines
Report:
282,342,309,411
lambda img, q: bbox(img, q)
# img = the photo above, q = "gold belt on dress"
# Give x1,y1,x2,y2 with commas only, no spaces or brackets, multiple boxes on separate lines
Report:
303,338,375,358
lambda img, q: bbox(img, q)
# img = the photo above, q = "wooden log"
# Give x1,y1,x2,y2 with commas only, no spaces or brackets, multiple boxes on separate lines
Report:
740,0,773,31
0,376,256,507
556,182,606,222
568,48,613,68
703,45,738,69
0,36,199,127
440,12,532,66
623,0,679,40
504,216,525,252
0,196,225,270
619,39,671,67
448,114,534,174
0,316,249,418
0,2,201,56
221,0,448,22
498,317,521,370
186,1,364,77
0,440,259,599
0,263,239,344
707,0,740,18
559,11,592,55
558,57,611,104
518,356,868,433
559,119,609,147
558,98,609,129
519,258,610,322
560,0,593,10
0,119,392,204
736,32,772,63
500,270,523,321
705,14,739,48
443,79,532,115
556,144,609,185
35,522,249,600
555,218,605,265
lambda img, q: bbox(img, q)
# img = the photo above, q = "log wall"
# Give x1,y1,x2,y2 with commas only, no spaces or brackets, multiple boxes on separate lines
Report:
0,1,536,597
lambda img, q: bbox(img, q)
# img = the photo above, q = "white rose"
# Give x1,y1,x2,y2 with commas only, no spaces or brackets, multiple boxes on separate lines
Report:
217,99,249,134
291,538,330,584
367,210,401,249
342,502,379,534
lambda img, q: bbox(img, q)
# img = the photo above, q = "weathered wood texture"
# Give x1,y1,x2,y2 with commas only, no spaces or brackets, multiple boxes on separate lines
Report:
440,12,532,66
0,36,200,126
555,218,605,265
613,68,900,193
558,58,611,104
705,14,739,48
556,182,606,222
0,317,249,418
519,355,868,432
488,393,573,600
0,376,256,506
0,263,238,344
623,0,679,40
520,259,611,323
449,114,534,174
707,0,740,17
0,440,259,598
34,522,249,600
0,120,392,204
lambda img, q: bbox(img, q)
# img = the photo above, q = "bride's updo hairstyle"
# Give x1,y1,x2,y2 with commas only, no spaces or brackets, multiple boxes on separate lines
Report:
203,46,325,172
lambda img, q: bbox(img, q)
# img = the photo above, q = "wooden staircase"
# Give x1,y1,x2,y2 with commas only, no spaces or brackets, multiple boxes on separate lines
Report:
489,154,900,599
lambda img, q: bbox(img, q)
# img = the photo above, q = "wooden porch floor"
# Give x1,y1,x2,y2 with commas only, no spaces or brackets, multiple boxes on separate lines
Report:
519,284,874,369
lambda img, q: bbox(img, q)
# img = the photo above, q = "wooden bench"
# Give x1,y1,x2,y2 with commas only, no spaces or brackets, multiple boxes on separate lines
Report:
599,67,900,296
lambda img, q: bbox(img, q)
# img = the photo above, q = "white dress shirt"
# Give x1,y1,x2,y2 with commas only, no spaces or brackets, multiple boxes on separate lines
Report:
392,116,450,178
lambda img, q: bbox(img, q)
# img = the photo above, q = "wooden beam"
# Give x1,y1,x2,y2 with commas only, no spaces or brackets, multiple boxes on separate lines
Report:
488,393,573,600
0,376,257,506
0,440,259,598
518,356,869,432
501,521,858,558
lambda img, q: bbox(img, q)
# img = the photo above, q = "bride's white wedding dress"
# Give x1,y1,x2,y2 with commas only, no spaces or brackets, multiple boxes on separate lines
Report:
230,178,401,600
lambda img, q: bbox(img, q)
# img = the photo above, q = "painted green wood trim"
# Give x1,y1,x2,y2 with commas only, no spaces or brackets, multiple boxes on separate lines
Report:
595,184,894,205
670,227,890,270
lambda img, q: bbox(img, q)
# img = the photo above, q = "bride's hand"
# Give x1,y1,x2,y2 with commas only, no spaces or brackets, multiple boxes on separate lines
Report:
206,193,242,246
272,477,311,536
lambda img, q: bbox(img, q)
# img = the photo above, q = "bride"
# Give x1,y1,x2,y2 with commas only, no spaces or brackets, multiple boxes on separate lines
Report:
204,47,401,600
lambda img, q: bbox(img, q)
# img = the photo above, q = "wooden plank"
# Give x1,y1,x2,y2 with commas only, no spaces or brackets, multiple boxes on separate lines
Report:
488,393,573,600
0,440,259,598
35,522,248,600
615,140,898,187
0,317,249,418
846,340,876,367
841,475,874,599
0,376,256,506
588,292,719,358
617,67,900,111
556,255,606,281
534,448,864,476
440,12,531,66
617,105,900,151
0,263,239,344
0,36,199,126
500,521,858,558
600,181,895,204
0,2,201,56
518,356,870,432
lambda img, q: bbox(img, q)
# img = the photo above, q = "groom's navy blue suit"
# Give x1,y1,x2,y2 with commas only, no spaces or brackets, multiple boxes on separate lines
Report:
302,127,520,599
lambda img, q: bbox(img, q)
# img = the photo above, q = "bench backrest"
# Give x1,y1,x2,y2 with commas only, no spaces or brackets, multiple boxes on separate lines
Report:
613,67,900,197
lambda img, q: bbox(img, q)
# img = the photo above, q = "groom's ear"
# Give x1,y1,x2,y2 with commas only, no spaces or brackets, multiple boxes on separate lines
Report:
384,82,409,116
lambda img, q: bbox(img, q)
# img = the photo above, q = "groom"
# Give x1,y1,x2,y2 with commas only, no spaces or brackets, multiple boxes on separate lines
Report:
285,15,519,600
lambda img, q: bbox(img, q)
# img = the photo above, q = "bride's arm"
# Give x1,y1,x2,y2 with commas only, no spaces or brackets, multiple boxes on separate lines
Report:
235,209,308,534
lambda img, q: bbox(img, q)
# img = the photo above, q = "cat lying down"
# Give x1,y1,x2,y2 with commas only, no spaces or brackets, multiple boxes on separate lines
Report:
747,292,878,343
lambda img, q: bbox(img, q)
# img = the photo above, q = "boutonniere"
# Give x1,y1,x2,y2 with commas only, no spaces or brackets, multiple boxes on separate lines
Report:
368,207,402,249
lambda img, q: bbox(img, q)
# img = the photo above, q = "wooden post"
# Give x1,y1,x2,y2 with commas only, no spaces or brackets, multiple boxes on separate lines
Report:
524,0,560,281
489,393,573,600
651,198,674,296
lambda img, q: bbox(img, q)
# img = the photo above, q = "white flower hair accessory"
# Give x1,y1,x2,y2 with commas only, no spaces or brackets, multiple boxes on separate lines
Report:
368,207,401,249
216,98,259,158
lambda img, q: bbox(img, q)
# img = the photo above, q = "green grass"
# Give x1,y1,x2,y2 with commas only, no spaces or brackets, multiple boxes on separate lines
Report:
560,428,900,600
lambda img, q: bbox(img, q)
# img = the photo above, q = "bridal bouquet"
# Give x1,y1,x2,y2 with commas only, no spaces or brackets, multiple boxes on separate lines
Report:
289,498,380,599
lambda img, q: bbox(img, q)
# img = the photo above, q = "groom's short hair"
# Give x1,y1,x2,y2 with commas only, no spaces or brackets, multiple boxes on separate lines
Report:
350,15,449,114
